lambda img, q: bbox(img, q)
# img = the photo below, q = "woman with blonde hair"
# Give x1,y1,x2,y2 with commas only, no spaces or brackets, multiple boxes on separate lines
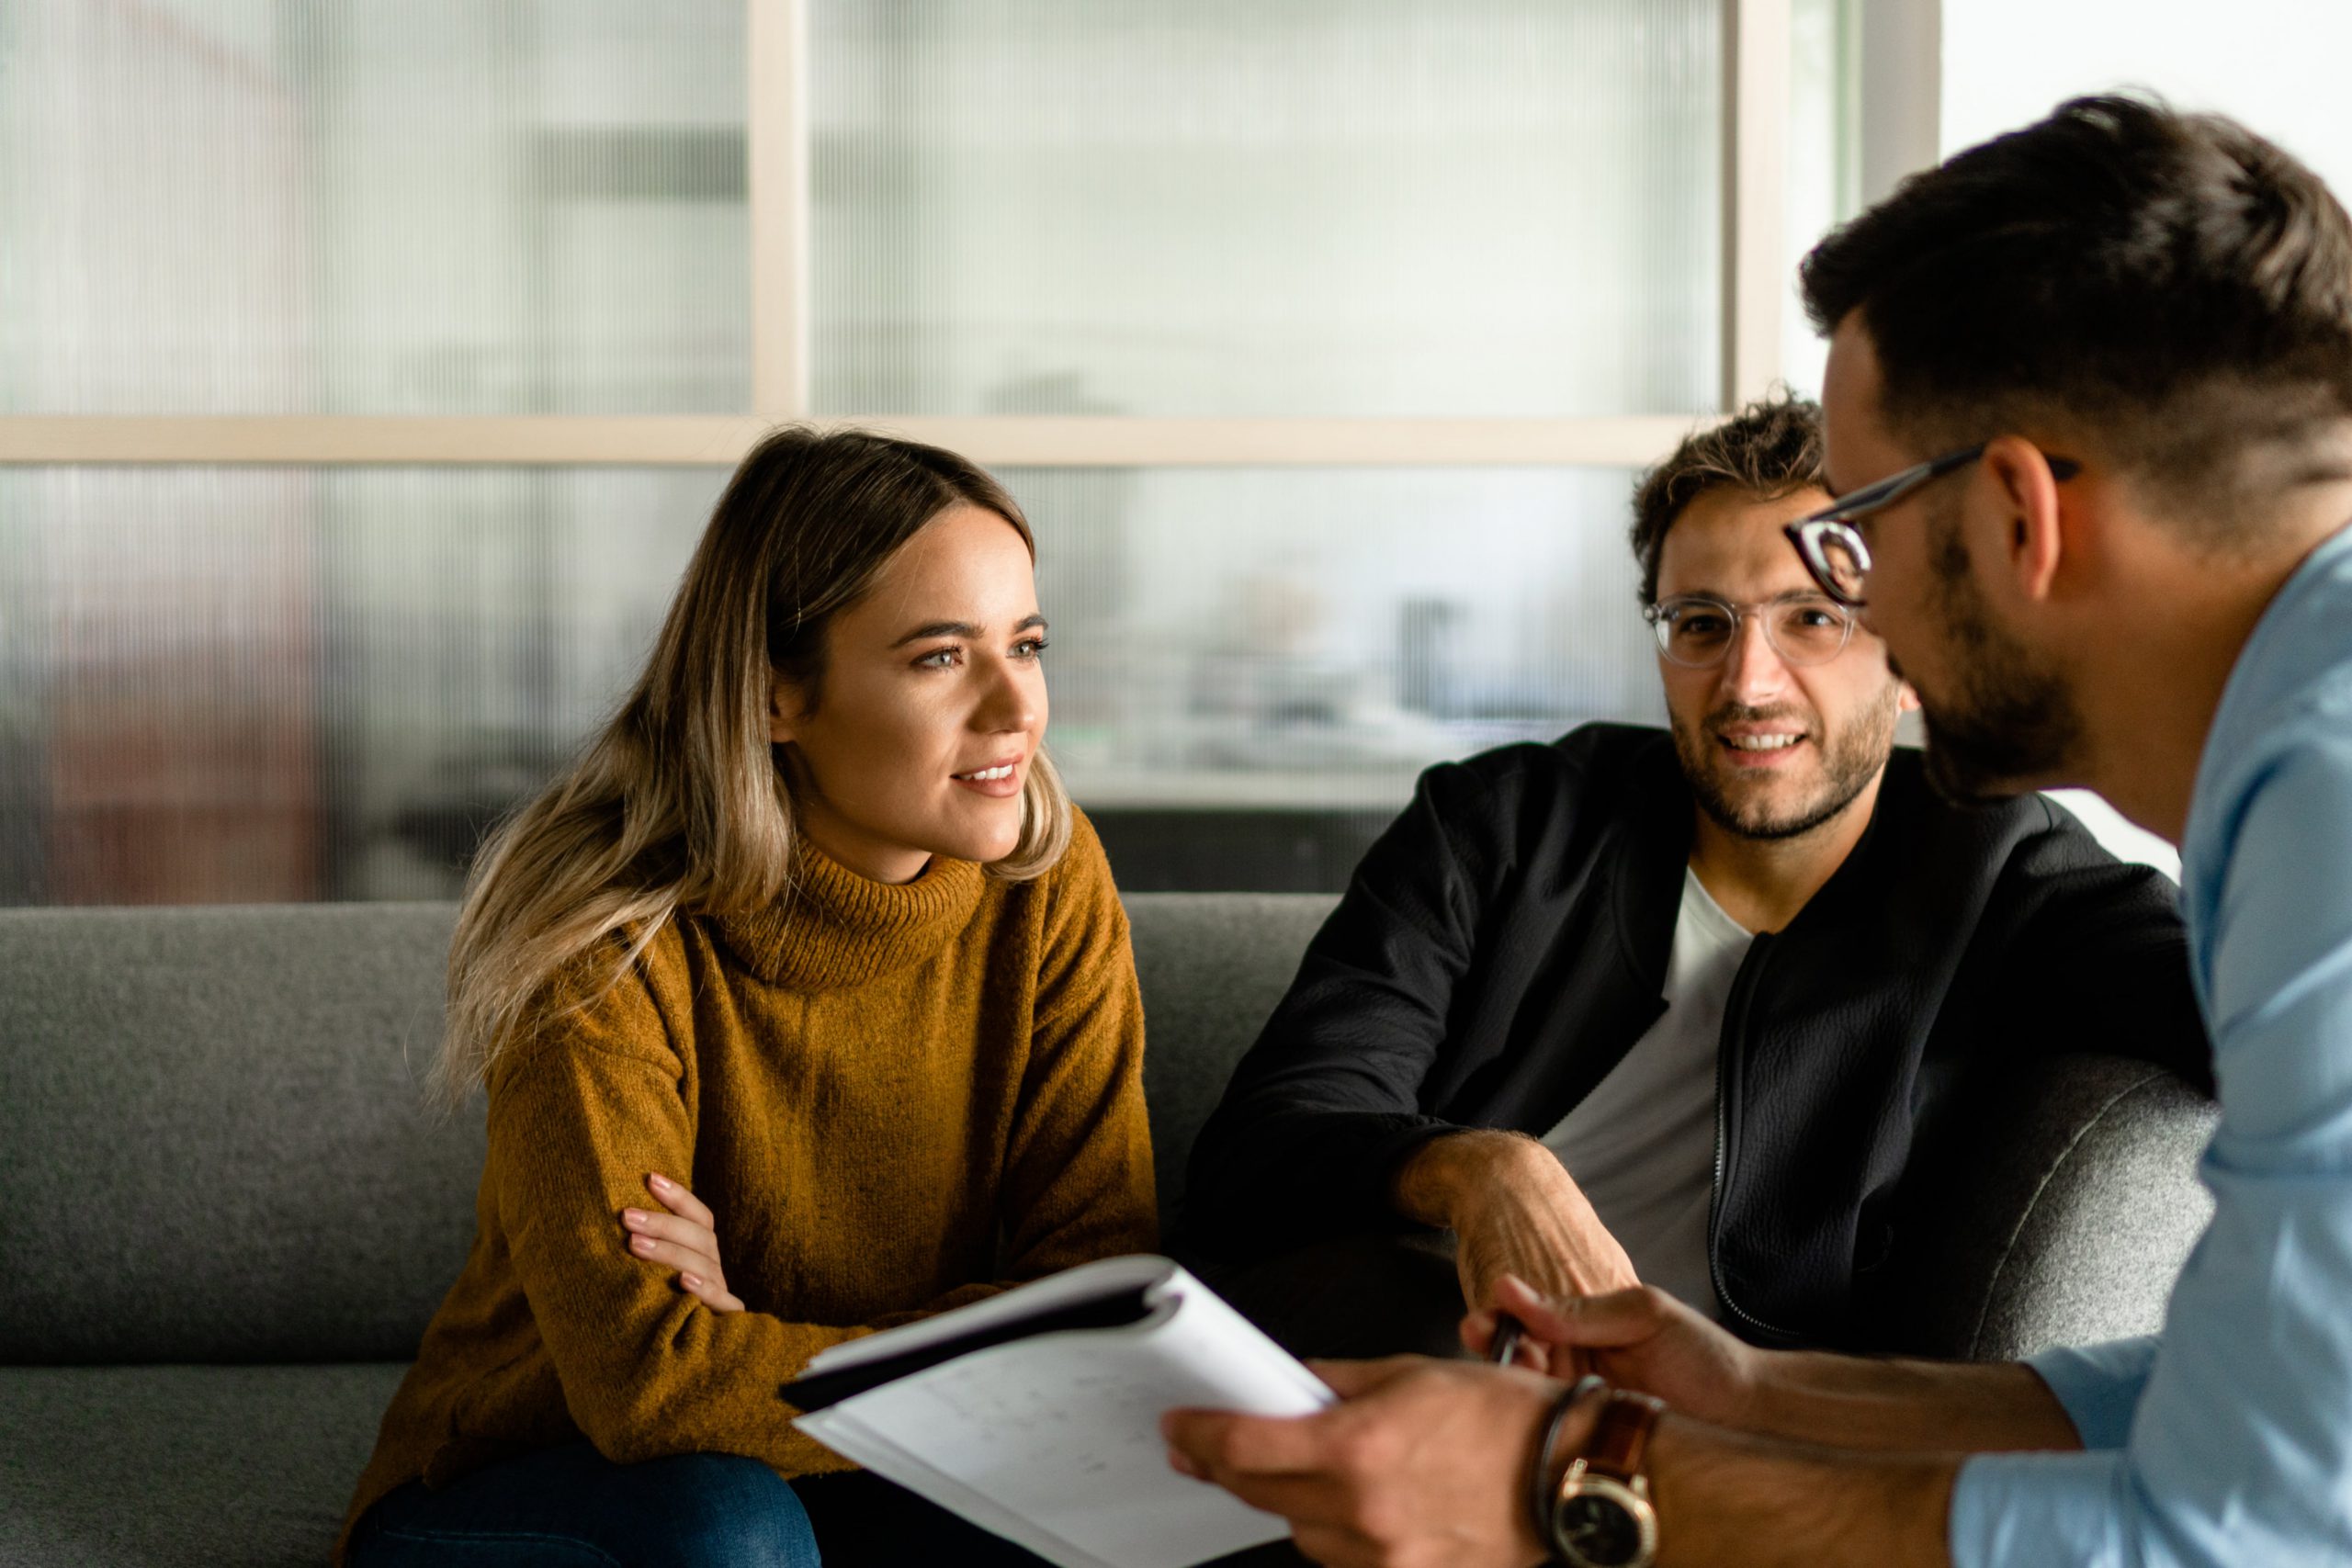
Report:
341,428,1156,1566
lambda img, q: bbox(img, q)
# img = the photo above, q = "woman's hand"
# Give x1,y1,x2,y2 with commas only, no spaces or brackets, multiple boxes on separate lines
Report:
620,1172,744,1313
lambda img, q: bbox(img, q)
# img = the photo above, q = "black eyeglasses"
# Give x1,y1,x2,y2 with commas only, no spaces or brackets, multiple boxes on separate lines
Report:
1782,443,2080,607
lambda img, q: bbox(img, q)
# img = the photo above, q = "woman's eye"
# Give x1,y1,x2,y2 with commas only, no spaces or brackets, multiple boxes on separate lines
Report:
1013,637,1050,659
915,647,961,670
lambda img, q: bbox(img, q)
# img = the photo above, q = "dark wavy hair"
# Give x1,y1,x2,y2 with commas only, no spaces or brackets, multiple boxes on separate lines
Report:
1629,391,1826,604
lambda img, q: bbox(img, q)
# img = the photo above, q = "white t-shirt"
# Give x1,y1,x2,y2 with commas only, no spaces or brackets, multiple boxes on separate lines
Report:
1540,866,1753,1318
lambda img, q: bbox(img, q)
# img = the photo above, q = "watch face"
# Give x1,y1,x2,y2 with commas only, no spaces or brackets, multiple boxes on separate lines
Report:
1553,1479,1657,1568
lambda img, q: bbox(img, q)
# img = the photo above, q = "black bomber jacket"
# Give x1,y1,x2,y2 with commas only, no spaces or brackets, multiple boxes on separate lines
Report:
1177,723,2213,1348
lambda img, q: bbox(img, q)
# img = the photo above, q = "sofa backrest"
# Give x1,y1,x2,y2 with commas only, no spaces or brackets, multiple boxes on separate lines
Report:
0,896,1331,1366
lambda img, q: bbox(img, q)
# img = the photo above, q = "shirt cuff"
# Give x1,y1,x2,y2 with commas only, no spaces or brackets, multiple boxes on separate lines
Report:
1949,1449,2132,1568
2025,1336,2161,1450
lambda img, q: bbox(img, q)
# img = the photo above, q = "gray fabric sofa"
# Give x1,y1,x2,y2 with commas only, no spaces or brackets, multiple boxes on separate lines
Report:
2,899,2214,1567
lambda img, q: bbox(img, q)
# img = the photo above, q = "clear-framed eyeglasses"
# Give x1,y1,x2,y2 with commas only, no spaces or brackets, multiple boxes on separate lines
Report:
1643,592,1861,669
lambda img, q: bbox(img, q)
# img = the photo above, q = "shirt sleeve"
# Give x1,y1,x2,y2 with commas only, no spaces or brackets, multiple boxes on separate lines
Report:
2023,1337,2160,1451
1948,730,2352,1567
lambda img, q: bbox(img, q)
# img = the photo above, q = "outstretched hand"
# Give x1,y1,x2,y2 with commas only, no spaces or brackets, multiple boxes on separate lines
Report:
620,1172,745,1314
1464,1274,1757,1429
1163,1356,1563,1568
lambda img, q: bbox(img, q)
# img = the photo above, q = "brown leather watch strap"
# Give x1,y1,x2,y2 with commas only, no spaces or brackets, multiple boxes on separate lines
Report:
1583,1388,1667,1482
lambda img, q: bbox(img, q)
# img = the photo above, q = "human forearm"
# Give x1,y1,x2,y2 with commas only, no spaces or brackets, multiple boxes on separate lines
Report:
1735,1351,2082,1453
1477,1279,2076,1452
1392,1127,1532,1224
493,1041,888,1470
1646,1413,1960,1568
514,1160,882,1465
1163,1356,1963,1568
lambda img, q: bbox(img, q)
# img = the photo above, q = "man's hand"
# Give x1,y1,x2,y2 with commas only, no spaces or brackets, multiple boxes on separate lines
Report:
1464,1276,1760,1431
1393,1132,1640,1322
1162,1357,1569,1568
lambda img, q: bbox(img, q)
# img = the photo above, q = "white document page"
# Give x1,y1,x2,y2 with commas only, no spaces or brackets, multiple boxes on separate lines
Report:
793,1260,1332,1568
798,1254,1178,1375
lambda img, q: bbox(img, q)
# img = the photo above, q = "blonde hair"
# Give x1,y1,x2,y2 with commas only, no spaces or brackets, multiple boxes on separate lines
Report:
433,426,1072,1107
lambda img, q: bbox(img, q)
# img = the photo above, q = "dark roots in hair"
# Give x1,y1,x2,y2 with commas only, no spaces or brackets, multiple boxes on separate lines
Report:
1800,92,2352,543
1630,390,1826,604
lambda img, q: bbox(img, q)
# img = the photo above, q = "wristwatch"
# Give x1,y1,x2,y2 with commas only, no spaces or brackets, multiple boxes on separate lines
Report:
1545,1385,1664,1568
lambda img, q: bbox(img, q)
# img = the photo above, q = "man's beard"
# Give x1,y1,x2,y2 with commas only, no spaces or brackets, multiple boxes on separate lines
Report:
1910,512,2085,805
1669,687,1900,842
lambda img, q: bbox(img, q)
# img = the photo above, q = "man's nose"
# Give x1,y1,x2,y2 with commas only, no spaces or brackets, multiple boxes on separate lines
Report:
1716,614,1789,703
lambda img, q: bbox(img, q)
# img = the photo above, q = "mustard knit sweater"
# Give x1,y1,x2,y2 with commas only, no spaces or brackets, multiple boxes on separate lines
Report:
340,811,1156,1558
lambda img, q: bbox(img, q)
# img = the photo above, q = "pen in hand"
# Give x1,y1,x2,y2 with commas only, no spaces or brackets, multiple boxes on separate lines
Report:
1488,1310,1526,1369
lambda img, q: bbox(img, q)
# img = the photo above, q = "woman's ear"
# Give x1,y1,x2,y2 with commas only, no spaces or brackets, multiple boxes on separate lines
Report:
766,674,805,745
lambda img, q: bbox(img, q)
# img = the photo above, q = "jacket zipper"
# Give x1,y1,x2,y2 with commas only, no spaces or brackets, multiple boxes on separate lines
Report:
1709,931,1803,1344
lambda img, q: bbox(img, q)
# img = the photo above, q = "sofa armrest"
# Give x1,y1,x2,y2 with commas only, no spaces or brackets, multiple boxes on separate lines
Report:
1867,1053,2217,1364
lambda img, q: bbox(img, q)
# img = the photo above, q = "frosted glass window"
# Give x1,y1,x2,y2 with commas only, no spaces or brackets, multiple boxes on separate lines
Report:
1015,466,1662,809
2,461,1657,904
1781,0,1860,400
0,1,748,414
810,1,1724,418
1,468,729,905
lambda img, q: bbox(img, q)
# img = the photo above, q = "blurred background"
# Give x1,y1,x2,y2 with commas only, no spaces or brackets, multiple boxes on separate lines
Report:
3,0,2339,902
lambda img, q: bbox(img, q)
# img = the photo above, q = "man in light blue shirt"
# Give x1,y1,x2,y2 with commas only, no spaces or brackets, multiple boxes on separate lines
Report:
1949,527,2352,1565
1166,93,2352,1568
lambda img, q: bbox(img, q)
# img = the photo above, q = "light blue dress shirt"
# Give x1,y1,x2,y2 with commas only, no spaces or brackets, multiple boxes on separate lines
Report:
1948,523,2352,1566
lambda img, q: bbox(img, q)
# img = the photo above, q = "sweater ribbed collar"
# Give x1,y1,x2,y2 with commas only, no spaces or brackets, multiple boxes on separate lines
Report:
712,845,987,991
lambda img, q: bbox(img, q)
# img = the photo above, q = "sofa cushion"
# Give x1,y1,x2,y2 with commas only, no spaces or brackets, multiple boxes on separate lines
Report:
0,895,1336,1365
0,1361,407,1566
1125,892,1335,1224
1865,1053,2219,1361
0,906,480,1364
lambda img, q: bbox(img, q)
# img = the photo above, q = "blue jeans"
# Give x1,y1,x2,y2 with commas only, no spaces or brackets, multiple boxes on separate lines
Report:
348,1443,820,1568
348,1447,1061,1567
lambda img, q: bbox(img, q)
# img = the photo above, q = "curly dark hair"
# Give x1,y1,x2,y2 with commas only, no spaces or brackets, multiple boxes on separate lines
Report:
1629,391,1826,604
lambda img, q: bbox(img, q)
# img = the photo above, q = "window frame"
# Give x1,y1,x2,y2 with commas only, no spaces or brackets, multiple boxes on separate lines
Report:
0,0,1915,470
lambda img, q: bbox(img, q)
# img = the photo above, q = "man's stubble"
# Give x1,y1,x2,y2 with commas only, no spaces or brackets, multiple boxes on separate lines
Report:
1908,502,2086,806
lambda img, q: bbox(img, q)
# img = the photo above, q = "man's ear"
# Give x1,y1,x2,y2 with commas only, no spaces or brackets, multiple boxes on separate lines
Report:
1896,679,1921,715
766,674,806,745
1978,435,2068,605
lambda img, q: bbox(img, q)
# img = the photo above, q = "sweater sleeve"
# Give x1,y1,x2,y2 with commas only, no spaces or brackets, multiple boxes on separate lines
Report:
998,810,1159,1279
486,955,871,1472
1177,758,1498,1259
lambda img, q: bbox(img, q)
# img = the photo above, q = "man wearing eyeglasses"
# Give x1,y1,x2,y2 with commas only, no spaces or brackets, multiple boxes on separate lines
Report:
1168,94,2352,1568
1179,392,2208,1360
